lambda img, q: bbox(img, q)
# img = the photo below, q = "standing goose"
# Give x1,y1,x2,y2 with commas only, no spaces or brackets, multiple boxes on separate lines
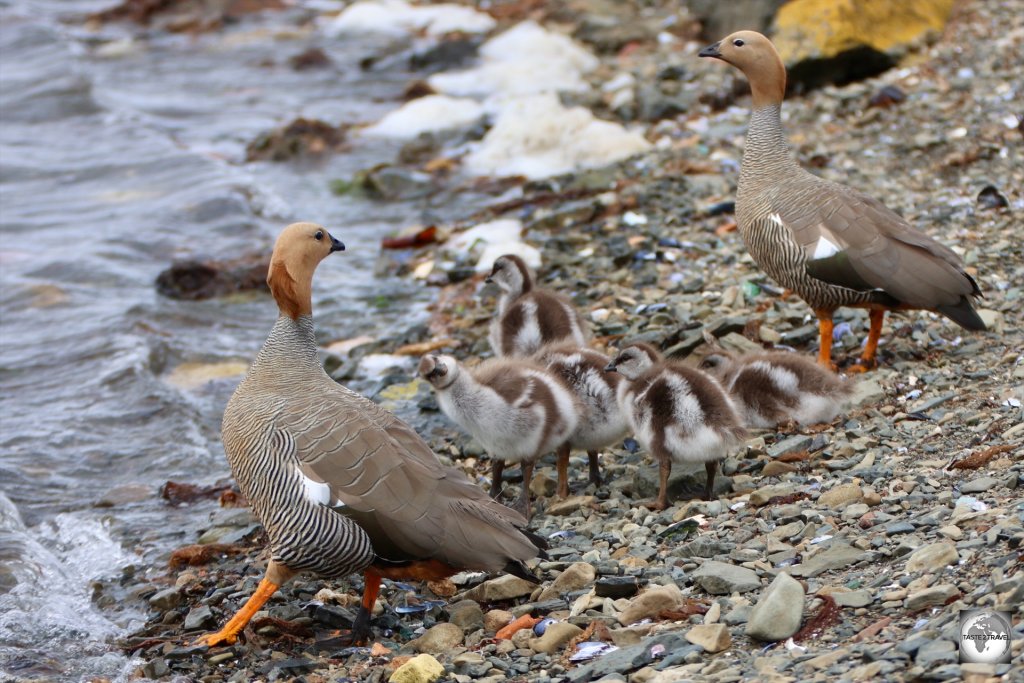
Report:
196,223,545,647
698,336,853,429
532,344,628,498
699,31,984,371
607,343,745,510
419,354,579,518
486,254,589,357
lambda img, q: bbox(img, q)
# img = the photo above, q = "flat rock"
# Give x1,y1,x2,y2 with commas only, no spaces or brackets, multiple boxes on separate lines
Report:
818,482,863,508
906,584,959,610
692,560,761,594
529,621,583,654
791,543,868,577
820,587,872,608
149,587,182,611
546,495,595,516
538,561,596,601
749,484,800,507
905,542,959,574
745,572,804,642
463,575,536,602
617,585,684,624
959,476,1000,493
408,623,464,654
767,435,812,459
182,604,214,631
390,653,445,683
685,623,731,653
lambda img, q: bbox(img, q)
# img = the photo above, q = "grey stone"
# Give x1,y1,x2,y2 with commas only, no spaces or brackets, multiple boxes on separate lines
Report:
791,543,868,577
692,561,761,594
677,537,735,558
915,639,956,667
183,604,215,631
884,521,916,536
960,476,1000,494
768,435,813,459
149,587,183,611
448,599,484,632
452,652,491,678
830,589,872,608
906,584,959,610
745,573,804,642
529,621,583,654
566,633,696,682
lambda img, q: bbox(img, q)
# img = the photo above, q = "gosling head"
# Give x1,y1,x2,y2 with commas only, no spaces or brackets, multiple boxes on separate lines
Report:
418,354,459,390
267,222,345,319
605,343,661,380
698,30,786,108
485,254,532,296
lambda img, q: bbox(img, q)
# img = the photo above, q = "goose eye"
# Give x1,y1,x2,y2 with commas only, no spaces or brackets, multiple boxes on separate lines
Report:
314,230,324,241
733,38,744,47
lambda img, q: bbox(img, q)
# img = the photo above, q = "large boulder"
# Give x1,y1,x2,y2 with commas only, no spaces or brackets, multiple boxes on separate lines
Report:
772,0,955,89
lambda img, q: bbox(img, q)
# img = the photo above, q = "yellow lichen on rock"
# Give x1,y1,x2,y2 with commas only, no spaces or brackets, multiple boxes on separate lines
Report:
389,654,445,683
772,0,954,63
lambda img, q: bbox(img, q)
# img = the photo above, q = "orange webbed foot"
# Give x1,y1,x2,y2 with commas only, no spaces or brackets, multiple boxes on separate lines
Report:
194,630,237,647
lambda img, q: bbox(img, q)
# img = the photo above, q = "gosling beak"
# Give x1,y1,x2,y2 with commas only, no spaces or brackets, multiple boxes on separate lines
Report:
329,234,345,253
604,362,617,373
698,41,722,59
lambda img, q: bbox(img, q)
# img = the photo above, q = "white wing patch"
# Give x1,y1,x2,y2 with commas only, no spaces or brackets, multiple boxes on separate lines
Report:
812,235,841,259
769,212,786,228
297,465,333,506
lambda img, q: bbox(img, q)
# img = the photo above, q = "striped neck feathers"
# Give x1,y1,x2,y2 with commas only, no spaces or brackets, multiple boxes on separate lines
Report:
739,104,799,189
250,315,323,379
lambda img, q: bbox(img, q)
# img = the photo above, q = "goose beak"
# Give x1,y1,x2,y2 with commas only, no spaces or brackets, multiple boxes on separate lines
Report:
329,235,345,253
698,41,722,59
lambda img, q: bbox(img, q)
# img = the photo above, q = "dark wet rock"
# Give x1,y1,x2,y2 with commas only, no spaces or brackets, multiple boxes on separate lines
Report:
149,586,183,611
155,254,269,300
183,604,215,631
594,576,641,599
90,0,287,33
868,84,906,108
689,0,786,40
245,117,349,162
410,37,480,72
977,184,1009,210
288,47,332,71
357,164,436,201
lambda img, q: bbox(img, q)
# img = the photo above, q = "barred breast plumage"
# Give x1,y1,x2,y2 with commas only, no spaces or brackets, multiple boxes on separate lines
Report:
197,223,545,649
700,31,984,372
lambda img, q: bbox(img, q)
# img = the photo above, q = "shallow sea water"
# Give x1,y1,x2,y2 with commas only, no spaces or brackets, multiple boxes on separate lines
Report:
0,2,455,678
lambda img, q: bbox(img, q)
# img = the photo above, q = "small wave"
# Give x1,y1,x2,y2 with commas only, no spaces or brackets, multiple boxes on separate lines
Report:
0,493,140,681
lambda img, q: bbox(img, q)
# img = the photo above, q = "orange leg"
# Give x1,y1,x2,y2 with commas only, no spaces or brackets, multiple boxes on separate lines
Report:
814,309,838,372
351,570,382,644
850,309,886,373
196,577,280,646
556,444,570,499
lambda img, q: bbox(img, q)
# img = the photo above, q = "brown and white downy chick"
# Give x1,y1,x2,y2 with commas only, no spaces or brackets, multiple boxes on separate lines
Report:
607,343,745,510
533,344,628,498
486,254,589,357
699,335,853,429
419,354,580,518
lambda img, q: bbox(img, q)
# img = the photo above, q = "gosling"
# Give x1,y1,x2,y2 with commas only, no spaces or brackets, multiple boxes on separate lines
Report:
533,344,629,498
607,343,745,510
699,341,853,429
486,254,589,357
419,354,579,518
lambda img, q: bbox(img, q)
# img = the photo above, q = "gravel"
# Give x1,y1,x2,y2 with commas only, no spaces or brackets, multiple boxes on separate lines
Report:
103,0,1022,680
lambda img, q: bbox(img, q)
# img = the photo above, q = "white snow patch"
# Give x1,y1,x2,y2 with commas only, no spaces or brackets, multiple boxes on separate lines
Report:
428,21,598,98
476,241,541,273
361,95,485,138
326,0,496,38
463,93,651,179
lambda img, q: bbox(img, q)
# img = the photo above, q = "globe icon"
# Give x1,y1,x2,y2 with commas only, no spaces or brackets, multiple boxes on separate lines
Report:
959,611,1011,664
